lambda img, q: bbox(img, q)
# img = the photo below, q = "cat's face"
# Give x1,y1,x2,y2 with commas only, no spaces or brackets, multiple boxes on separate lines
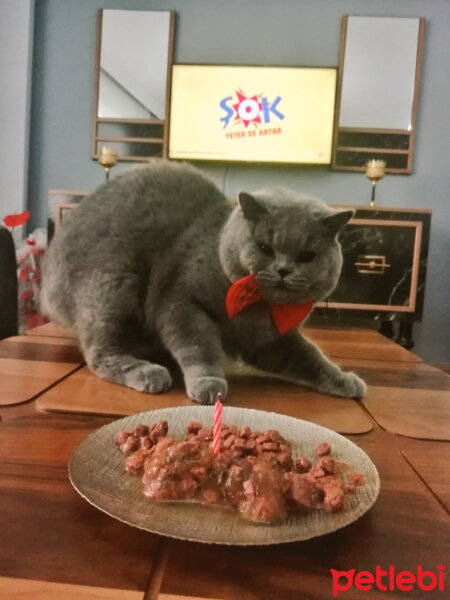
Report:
220,187,353,304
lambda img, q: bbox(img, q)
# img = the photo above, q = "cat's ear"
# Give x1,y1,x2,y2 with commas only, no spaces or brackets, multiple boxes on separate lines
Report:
320,209,354,236
239,192,268,222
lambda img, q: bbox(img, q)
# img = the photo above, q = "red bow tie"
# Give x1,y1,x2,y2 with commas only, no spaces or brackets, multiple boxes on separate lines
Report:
225,274,314,335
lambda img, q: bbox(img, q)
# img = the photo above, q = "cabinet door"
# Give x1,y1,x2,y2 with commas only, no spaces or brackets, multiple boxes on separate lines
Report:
323,219,422,312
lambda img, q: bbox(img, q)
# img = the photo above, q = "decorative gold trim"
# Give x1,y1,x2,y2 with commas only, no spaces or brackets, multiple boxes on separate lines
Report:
338,126,412,135
337,146,408,155
331,204,431,214
92,10,102,160
49,189,89,197
407,18,426,173
163,12,176,159
331,14,348,169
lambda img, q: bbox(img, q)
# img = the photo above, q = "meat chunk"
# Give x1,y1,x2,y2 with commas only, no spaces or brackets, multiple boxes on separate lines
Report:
235,457,289,522
134,424,149,437
316,456,336,475
186,421,203,435
322,480,345,513
345,473,365,494
316,442,331,457
125,448,154,474
115,430,132,447
286,472,320,510
114,420,168,454
121,435,140,454
148,420,168,443
350,473,365,485
295,456,312,473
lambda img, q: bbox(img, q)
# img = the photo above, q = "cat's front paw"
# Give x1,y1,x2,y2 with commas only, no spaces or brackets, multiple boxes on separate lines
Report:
333,371,367,399
186,376,228,405
125,363,172,394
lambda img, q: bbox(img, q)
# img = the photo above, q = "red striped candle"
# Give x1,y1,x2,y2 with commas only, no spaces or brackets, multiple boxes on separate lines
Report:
212,394,223,456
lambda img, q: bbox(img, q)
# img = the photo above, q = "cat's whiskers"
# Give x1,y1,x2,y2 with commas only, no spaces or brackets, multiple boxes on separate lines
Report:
285,276,309,287
289,275,309,283
256,271,279,287
284,281,310,291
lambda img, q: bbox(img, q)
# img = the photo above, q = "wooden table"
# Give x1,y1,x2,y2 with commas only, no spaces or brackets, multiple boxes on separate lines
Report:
0,324,448,599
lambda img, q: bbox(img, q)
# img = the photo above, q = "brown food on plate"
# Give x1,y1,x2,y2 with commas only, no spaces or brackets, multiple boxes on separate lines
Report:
316,442,331,457
114,420,364,523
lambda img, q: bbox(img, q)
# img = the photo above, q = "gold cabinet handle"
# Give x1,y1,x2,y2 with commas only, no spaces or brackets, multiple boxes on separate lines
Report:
354,255,391,274
354,261,391,268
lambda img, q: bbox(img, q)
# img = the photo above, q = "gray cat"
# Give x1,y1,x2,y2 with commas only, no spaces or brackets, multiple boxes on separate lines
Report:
41,161,366,404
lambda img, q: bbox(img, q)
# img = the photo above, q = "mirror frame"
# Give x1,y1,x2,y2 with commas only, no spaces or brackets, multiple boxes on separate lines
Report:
91,9,175,162
332,15,425,174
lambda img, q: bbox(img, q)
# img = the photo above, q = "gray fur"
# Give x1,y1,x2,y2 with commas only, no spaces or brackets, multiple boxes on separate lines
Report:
41,161,366,404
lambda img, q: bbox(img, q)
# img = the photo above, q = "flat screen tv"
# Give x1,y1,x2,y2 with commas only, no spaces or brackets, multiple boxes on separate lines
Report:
168,65,337,164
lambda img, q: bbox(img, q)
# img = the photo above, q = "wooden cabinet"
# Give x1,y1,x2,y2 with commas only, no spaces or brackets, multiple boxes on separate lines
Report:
313,206,431,347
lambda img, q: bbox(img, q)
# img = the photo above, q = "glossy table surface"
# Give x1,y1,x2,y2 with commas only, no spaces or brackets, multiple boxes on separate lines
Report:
0,324,448,599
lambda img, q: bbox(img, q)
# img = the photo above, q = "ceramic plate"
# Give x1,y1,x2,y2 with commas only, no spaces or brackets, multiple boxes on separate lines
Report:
69,405,379,545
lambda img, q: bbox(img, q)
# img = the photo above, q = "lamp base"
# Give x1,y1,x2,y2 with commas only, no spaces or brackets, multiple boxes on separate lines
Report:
370,180,377,207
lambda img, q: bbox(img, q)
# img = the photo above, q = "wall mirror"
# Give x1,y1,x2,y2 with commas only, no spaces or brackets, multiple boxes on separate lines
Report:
332,16,425,174
92,9,175,162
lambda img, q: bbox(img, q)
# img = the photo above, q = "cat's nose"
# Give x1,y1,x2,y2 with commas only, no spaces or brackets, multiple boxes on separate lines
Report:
277,268,291,279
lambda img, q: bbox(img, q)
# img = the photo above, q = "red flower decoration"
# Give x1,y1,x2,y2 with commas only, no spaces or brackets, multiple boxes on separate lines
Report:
3,211,31,228
31,248,44,258
32,268,41,284
19,265,32,282
20,290,34,301
26,313,49,330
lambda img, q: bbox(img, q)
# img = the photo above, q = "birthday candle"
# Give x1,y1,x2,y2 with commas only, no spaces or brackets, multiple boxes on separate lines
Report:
212,394,223,456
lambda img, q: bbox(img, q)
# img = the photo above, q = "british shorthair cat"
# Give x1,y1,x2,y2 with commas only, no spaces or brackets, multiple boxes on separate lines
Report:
41,161,366,404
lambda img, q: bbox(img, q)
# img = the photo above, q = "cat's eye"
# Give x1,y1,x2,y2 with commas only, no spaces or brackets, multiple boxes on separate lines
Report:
297,251,316,263
257,243,274,257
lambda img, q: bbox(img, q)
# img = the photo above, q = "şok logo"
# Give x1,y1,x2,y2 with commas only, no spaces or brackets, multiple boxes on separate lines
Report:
219,89,284,130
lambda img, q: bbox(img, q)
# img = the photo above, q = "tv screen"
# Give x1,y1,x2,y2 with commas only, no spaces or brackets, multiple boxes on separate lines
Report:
168,65,337,164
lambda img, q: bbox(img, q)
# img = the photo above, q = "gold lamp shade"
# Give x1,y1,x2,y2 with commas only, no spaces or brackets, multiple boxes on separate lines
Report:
365,159,386,206
98,147,118,181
